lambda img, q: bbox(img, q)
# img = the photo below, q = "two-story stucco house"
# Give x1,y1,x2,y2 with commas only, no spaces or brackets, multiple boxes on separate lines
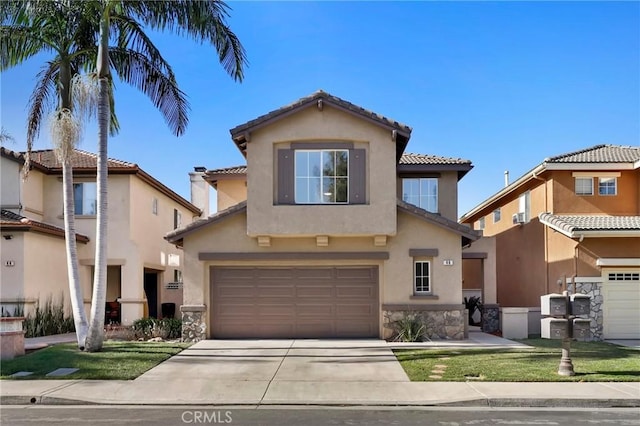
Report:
460,144,640,340
0,147,200,324
166,91,479,342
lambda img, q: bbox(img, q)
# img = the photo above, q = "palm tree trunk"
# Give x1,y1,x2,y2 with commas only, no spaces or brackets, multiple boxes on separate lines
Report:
56,58,89,350
85,13,110,352
61,159,89,349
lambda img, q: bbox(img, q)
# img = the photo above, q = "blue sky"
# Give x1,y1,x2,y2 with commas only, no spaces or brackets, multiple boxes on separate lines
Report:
2,1,639,216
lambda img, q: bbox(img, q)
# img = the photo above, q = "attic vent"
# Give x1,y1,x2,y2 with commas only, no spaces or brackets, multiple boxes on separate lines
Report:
165,282,183,290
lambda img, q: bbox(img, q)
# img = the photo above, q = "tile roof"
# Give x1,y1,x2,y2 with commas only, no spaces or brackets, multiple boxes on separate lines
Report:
27,149,136,170
397,199,480,242
546,144,640,164
0,209,90,243
400,153,471,166
460,144,639,223
165,201,247,245
2,148,200,214
207,165,247,175
229,91,412,159
538,213,640,237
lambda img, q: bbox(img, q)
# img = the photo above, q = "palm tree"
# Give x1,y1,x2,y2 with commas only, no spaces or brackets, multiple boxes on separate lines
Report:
84,0,246,351
1,1,102,349
2,1,246,351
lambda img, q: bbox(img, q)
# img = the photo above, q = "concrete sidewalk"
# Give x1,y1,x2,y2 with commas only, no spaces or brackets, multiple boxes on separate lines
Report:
2,332,639,408
1,378,638,407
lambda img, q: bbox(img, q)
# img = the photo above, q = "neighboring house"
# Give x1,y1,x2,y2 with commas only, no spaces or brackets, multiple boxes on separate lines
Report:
460,144,640,340
166,90,479,342
0,147,201,324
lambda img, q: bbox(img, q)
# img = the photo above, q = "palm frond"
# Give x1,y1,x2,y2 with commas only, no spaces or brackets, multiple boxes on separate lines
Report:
122,0,247,81
109,47,190,136
26,60,58,153
0,25,52,70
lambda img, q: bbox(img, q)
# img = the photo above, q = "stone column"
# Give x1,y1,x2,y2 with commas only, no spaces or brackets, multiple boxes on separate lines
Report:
181,305,206,342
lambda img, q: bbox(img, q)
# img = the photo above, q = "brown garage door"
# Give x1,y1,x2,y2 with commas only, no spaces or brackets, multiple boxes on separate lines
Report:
210,266,379,338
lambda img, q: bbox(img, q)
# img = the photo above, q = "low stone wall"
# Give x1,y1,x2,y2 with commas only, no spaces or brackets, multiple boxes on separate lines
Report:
180,305,207,343
383,304,465,340
568,281,603,341
0,317,25,360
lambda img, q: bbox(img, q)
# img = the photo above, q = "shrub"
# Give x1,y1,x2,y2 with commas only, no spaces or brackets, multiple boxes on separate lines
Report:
132,317,182,340
22,295,75,338
391,313,426,342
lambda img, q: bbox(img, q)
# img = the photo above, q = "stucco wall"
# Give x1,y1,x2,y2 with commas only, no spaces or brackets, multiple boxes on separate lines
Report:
181,208,464,338
0,156,21,211
23,232,72,315
552,170,639,215
22,169,44,220
246,106,397,237
0,233,25,303
462,236,497,304
396,170,459,221
216,179,247,211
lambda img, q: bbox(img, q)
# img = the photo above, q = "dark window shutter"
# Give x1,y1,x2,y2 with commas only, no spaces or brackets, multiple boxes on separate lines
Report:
277,149,294,204
349,149,366,204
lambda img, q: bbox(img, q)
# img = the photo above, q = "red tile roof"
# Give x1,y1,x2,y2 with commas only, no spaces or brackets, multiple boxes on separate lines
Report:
0,209,89,243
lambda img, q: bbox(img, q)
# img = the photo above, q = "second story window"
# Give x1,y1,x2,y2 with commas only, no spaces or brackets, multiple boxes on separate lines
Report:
493,208,501,223
598,177,617,196
402,178,438,213
295,150,349,204
173,209,181,229
575,177,593,196
477,216,485,230
152,198,158,215
519,191,531,222
73,182,97,215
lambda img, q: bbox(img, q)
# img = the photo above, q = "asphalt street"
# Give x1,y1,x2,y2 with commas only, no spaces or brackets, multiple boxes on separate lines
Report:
1,406,639,426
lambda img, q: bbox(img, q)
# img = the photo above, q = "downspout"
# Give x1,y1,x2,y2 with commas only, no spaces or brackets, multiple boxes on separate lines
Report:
532,171,550,294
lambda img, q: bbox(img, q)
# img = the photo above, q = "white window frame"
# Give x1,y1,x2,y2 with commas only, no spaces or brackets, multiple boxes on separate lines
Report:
73,182,97,216
414,260,431,294
294,149,349,204
477,217,485,230
493,208,501,223
519,191,531,222
575,177,594,196
152,198,158,215
598,177,617,196
402,178,439,213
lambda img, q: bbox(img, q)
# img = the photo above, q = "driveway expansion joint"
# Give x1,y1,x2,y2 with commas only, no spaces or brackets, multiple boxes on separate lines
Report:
259,339,295,405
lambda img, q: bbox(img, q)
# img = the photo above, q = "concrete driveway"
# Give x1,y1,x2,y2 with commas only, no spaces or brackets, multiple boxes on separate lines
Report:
133,339,409,404
138,339,409,382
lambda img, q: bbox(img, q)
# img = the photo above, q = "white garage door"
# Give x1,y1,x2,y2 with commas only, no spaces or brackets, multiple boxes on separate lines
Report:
603,270,640,339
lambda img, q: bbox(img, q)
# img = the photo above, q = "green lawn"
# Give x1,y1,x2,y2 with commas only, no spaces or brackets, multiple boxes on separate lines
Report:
394,339,640,382
0,341,190,380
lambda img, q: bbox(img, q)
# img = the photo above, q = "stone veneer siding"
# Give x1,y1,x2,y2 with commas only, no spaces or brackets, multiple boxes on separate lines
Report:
181,305,207,342
383,305,465,340
481,304,500,334
568,281,603,341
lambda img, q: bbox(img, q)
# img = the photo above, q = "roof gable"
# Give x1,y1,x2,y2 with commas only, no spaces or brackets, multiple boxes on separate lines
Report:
229,90,412,159
460,144,639,223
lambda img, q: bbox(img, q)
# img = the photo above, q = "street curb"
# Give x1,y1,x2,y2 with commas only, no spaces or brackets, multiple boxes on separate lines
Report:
2,395,638,408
